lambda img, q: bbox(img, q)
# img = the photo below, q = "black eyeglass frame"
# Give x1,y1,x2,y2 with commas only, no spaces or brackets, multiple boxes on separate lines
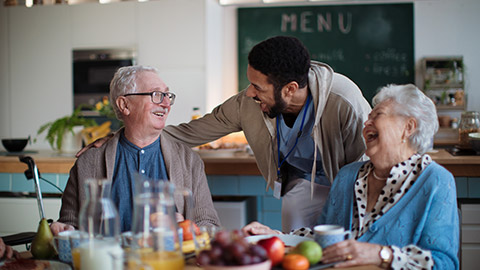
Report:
123,91,176,105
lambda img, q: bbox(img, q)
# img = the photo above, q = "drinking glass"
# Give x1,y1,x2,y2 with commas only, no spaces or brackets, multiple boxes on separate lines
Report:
130,178,187,270
77,178,123,270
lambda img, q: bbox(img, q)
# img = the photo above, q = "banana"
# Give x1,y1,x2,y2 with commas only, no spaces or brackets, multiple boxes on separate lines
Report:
81,121,112,144
182,232,210,254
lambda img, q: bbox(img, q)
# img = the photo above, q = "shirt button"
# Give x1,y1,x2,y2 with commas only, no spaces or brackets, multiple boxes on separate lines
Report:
140,150,145,154
141,169,145,174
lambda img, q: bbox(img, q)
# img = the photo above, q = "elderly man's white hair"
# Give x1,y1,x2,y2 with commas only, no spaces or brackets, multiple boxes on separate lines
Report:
109,65,159,120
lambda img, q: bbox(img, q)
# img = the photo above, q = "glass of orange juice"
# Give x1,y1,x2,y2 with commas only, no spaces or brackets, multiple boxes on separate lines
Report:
136,249,184,270
68,231,86,270
71,247,81,270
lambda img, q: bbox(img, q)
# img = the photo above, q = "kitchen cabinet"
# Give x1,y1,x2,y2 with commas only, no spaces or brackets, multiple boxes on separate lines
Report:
0,196,61,251
422,56,465,111
460,203,480,270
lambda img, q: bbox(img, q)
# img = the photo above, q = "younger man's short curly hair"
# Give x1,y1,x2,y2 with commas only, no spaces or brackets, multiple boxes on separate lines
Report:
248,36,310,92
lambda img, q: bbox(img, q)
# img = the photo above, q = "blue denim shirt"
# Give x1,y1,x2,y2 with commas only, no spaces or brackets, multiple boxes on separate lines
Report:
111,131,168,232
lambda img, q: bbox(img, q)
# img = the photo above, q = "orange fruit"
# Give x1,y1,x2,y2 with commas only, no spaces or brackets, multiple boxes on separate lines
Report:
282,254,309,270
178,220,200,241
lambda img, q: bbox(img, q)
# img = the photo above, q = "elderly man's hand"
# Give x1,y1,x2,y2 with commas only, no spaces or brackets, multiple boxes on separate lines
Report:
241,221,281,236
50,222,75,236
175,213,185,223
0,238,19,260
321,239,383,267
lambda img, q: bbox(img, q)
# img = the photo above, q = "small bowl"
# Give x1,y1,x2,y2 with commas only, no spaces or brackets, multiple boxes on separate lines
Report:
2,138,29,152
468,133,480,153
203,260,271,270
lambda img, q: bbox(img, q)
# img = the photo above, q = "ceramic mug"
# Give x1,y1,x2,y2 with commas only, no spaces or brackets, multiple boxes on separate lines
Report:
313,224,351,249
53,230,84,263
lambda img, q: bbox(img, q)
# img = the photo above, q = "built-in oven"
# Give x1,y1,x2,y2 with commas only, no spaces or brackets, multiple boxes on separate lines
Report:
73,48,136,109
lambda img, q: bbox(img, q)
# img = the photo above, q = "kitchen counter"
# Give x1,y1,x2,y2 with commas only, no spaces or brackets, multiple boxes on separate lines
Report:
0,150,260,175
0,149,479,177
428,149,480,177
0,151,76,174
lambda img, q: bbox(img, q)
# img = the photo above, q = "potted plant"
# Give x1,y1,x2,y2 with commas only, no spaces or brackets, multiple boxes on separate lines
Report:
37,107,97,152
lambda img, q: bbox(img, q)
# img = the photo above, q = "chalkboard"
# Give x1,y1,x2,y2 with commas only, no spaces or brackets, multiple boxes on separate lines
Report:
238,3,414,104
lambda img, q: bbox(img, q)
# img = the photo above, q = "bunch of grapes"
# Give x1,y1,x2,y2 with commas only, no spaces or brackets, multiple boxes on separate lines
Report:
196,230,269,266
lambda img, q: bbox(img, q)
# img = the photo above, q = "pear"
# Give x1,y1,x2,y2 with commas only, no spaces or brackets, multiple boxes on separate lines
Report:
30,218,56,259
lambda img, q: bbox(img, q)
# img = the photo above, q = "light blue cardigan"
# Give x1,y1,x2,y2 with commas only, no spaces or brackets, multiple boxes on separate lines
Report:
318,161,459,270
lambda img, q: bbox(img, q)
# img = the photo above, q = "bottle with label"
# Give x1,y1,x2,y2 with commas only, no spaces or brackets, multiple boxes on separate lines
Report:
191,107,201,120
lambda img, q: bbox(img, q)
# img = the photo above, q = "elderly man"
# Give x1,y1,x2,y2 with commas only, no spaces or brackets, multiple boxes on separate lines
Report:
51,65,220,234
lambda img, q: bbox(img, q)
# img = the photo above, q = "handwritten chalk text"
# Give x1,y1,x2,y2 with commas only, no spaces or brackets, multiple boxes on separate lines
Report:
281,12,352,34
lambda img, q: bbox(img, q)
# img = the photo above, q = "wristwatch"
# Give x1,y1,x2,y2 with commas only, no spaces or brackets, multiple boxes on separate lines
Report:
379,245,392,269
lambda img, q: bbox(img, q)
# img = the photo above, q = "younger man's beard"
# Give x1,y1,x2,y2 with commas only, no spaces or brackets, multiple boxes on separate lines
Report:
266,86,287,118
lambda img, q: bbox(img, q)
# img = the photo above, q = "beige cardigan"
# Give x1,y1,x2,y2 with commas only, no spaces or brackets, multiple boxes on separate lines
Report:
58,130,220,228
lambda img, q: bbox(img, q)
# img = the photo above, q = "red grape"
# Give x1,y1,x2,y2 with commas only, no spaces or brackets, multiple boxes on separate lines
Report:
196,250,211,265
196,230,268,266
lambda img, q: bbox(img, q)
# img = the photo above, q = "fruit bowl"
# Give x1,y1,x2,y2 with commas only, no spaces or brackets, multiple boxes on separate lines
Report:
203,259,271,270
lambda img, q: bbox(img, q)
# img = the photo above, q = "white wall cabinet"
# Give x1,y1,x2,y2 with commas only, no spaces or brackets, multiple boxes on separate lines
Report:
71,2,136,48
461,203,480,270
0,197,61,236
8,5,72,145
0,0,210,150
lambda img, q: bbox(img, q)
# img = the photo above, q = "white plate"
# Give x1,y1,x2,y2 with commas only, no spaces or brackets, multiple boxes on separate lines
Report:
245,234,309,247
0,260,72,270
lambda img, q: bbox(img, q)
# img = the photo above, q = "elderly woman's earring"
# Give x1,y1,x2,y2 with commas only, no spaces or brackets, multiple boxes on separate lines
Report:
402,139,406,143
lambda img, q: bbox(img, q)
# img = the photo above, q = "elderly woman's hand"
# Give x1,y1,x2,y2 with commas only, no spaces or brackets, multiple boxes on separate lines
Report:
241,221,281,236
321,239,383,268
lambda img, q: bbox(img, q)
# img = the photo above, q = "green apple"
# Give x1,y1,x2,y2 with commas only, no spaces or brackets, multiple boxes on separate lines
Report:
292,240,322,265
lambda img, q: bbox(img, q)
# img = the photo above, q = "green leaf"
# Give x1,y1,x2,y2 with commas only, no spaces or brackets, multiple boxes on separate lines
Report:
36,108,97,150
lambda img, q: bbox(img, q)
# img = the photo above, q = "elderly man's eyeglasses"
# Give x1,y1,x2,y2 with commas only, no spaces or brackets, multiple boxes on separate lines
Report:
123,91,176,105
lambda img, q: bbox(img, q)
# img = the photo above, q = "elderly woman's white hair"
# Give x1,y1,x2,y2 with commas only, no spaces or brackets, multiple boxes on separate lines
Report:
372,84,438,154
109,65,159,120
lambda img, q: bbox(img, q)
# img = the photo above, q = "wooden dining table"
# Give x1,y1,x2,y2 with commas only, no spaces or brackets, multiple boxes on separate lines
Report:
184,257,382,270
16,251,381,270
185,264,382,270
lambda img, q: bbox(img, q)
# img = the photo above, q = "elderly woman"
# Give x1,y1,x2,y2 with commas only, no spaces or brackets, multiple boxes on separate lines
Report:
51,65,220,234
243,84,459,269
